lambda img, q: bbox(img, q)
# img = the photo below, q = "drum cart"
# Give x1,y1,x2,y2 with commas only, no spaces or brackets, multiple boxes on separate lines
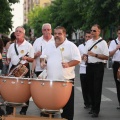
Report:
0,76,72,120
0,102,67,120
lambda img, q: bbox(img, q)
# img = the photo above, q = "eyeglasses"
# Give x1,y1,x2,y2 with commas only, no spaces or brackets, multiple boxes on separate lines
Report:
91,30,97,32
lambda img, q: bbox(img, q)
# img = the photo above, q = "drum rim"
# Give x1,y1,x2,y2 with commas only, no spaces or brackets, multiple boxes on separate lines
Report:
0,76,30,80
29,78,73,82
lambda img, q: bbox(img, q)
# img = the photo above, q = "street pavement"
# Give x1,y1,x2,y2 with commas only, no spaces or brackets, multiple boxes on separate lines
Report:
1,65,120,120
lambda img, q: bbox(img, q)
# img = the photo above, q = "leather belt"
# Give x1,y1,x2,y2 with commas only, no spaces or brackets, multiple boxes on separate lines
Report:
114,61,120,64
87,62,104,65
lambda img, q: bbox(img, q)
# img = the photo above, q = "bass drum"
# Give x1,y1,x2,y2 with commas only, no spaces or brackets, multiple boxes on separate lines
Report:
0,76,31,103
30,79,72,110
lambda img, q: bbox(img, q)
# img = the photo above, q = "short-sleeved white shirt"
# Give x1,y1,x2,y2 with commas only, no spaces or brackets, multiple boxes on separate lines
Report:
85,37,109,63
40,39,81,80
109,38,120,61
7,40,34,65
33,35,54,72
78,43,86,74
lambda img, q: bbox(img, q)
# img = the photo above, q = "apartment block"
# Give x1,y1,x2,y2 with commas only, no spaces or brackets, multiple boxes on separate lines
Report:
23,0,54,24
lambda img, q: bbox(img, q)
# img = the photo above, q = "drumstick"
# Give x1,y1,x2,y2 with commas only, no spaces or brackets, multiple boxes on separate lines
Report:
60,47,64,62
41,46,42,52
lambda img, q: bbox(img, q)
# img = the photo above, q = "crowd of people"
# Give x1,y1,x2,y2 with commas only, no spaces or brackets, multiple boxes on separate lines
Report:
0,23,120,120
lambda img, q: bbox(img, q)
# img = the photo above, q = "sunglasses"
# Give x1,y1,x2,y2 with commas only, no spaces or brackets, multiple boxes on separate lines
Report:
91,30,97,32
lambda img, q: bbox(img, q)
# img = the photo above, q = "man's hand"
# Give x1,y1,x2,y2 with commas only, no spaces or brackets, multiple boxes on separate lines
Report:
82,54,88,62
62,62,69,68
116,44,120,50
35,51,42,58
40,61,47,69
88,51,96,57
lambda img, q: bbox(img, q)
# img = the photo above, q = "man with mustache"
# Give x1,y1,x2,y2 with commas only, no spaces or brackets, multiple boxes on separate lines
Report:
40,26,81,120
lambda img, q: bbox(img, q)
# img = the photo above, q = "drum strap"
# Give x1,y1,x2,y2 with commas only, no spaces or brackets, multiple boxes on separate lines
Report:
14,43,19,56
14,43,29,62
88,39,103,51
114,39,120,51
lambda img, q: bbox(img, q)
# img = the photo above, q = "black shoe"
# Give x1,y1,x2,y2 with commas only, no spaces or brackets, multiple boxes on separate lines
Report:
6,111,13,115
84,105,90,109
40,113,49,117
0,108,5,116
40,113,54,118
89,110,93,114
91,113,98,118
116,106,120,109
20,111,26,115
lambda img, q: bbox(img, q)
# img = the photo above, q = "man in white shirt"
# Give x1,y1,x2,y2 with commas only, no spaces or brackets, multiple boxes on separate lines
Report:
85,24,109,117
40,26,81,120
7,26,34,115
32,23,54,77
78,31,92,109
109,26,120,109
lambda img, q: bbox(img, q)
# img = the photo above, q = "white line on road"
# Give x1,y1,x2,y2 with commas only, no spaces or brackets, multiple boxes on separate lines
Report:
76,87,112,101
106,88,117,94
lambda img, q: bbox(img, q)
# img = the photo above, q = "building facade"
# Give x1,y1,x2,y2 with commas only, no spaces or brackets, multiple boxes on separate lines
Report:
23,0,54,24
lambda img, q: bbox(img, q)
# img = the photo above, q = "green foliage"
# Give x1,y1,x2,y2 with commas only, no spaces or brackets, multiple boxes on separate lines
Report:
28,6,51,37
8,0,19,3
0,0,19,34
23,24,31,37
26,0,120,38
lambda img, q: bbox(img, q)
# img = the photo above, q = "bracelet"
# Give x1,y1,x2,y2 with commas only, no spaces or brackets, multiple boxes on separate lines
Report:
95,54,98,58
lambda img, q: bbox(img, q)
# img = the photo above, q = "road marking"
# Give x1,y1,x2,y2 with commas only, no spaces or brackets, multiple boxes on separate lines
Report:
106,88,117,94
101,95,112,101
76,87,112,101
76,87,82,92
30,97,33,101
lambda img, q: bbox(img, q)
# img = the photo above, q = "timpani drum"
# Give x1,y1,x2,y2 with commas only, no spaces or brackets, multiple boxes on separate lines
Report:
0,76,31,103
30,79,72,110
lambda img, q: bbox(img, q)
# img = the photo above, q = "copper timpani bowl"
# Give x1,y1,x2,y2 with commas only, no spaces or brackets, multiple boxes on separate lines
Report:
29,78,72,110
0,76,31,103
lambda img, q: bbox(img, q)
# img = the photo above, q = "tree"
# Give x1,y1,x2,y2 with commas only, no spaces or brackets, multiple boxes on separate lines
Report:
81,0,120,38
28,6,51,37
0,0,19,34
27,0,120,39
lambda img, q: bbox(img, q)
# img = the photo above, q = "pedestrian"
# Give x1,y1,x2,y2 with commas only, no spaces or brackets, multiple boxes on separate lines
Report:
6,26,34,115
40,26,81,120
6,32,16,50
32,23,54,77
78,30,92,109
109,26,120,109
0,38,5,116
85,24,109,117
1,37,10,76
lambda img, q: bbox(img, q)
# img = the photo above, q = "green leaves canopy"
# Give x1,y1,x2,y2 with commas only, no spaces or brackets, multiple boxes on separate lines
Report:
0,0,19,34
27,0,120,38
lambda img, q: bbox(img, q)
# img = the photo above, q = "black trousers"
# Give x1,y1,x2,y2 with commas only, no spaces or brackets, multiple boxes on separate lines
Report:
112,62,120,105
35,71,42,77
80,74,91,107
61,79,74,120
6,63,30,114
86,63,104,114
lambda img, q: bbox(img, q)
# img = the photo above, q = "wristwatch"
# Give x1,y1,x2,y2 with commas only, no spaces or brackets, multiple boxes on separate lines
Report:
95,54,98,57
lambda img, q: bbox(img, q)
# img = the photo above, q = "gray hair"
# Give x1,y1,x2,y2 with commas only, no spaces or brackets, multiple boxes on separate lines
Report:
42,23,51,29
15,26,25,33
